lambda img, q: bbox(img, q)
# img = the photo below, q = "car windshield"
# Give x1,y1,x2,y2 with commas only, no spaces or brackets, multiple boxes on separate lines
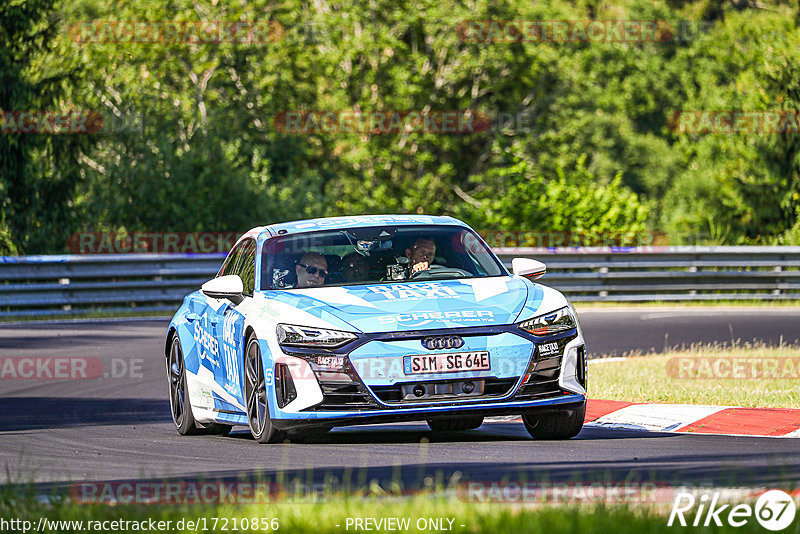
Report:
260,225,507,290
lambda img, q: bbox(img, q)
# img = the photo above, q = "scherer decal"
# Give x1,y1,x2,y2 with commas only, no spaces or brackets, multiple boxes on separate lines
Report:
378,310,495,327
193,316,220,368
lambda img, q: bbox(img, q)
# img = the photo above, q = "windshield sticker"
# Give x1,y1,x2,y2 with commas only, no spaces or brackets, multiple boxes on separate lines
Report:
366,282,459,301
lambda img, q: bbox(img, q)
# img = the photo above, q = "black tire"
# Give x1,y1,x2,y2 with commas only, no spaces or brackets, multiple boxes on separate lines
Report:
522,402,586,440
167,333,201,435
426,416,484,432
244,334,285,444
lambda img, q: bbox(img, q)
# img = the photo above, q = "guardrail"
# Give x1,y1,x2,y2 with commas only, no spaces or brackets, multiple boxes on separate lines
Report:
1,247,799,317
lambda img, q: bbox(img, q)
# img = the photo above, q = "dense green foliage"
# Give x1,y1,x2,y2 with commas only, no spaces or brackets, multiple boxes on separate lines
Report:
1,0,799,253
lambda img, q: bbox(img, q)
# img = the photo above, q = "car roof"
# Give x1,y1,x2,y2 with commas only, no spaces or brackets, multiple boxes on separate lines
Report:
253,214,467,241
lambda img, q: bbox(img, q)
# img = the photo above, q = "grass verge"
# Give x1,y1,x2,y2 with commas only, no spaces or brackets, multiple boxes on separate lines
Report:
590,343,800,408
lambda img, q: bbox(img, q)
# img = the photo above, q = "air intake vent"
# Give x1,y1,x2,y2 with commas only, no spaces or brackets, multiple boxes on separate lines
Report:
275,363,297,408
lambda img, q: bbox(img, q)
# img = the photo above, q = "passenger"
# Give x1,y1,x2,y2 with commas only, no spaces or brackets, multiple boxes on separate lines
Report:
405,237,436,274
341,252,369,283
295,252,328,287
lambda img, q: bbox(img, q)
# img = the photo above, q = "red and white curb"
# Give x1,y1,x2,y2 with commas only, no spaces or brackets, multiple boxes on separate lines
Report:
585,400,800,438
487,400,800,437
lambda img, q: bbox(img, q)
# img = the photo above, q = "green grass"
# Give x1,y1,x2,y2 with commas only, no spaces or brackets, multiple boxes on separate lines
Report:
590,344,800,408
1,486,792,534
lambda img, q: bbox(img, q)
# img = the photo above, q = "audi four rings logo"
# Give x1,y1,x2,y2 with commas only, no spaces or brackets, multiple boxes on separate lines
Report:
422,335,464,350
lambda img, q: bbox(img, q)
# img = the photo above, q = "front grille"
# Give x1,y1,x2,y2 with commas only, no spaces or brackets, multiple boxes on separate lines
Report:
314,377,377,410
299,356,379,411
370,377,518,404
514,355,563,400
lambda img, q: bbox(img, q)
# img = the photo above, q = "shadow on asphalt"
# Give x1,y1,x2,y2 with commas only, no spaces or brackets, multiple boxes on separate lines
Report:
0,397,171,431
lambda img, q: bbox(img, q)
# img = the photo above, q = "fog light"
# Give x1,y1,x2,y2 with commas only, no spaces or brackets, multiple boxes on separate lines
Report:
462,381,475,394
412,385,426,397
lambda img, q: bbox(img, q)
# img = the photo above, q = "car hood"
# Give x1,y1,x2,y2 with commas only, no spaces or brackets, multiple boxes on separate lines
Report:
261,277,545,333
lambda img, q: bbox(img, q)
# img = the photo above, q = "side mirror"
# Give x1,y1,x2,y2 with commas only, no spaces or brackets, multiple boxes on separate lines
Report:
512,258,547,280
201,275,244,305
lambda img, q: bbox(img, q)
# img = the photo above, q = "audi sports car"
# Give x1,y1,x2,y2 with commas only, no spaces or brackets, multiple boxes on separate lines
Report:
165,215,587,443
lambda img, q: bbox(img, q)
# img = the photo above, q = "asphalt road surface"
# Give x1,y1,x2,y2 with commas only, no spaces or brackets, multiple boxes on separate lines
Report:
0,307,798,491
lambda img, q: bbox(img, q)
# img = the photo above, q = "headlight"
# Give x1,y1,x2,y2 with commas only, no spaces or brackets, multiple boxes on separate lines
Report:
518,307,576,336
276,324,358,348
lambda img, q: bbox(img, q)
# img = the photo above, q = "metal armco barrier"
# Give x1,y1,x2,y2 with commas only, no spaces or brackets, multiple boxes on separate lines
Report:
1,247,799,318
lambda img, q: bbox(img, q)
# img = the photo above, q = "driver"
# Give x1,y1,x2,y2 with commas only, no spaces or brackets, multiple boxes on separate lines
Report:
406,237,436,274
295,252,328,287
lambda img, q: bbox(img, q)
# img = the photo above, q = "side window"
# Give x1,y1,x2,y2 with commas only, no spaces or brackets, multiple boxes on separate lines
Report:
219,243,244,277
236,239,257,296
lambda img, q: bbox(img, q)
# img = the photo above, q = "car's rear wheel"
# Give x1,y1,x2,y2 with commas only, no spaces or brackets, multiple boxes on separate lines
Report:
168,333,233,436
167,333,200,435
522,403,585,440
244,334,285,444
426,416,484,432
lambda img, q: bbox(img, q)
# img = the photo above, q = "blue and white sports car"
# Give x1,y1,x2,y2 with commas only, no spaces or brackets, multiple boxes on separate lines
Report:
165,215,587,443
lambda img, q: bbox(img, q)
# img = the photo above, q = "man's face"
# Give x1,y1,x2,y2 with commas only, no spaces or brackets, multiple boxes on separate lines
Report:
296,255,328,287
407,239,436,264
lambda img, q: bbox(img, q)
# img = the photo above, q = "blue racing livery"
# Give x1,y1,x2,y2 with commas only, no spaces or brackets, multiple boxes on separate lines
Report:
165,215,587,442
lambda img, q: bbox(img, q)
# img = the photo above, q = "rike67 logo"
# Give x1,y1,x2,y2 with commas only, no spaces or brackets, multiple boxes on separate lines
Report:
668,490,797,531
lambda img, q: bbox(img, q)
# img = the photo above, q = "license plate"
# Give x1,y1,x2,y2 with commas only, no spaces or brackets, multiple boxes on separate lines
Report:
403,352,490,375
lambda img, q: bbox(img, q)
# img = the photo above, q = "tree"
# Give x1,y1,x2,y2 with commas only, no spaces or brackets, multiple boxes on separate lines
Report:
0,0,90,253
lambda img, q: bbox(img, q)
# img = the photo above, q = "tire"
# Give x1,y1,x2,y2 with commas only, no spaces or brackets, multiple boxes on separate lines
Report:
167,333,201,435
426,416,484,432
522,402,586,440
244,334,285,444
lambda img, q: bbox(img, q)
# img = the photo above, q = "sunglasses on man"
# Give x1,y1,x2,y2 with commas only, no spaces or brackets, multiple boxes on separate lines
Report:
297,263,328,277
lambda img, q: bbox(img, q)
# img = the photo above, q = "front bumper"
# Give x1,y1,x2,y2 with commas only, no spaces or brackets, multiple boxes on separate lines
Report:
264,324,587,429
270,395,586,430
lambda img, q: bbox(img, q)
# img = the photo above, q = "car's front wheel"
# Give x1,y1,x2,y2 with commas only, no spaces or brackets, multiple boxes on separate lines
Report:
244,334,285,444
522,403,585,440
426,416,484,432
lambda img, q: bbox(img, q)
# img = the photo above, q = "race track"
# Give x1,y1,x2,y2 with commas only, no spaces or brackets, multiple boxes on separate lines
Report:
1,307,799,491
